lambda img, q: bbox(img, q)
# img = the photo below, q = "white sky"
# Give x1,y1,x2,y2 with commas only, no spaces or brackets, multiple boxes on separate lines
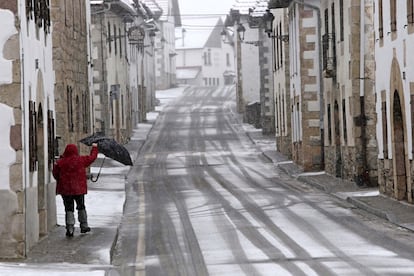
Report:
178,0,235,16
177,0,236,48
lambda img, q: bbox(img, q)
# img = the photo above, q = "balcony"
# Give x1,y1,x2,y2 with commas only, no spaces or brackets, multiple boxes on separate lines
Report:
268,0,291,9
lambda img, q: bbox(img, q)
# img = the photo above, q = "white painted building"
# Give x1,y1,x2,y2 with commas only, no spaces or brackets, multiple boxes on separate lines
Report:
154,0,181,89
375,0,414,202
175,18,235,87
91,0,136,143
269,6,291,158
0,1,56,258
274,0,323,171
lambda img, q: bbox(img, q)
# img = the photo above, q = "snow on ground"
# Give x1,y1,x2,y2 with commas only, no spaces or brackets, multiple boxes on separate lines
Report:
0,86,189,275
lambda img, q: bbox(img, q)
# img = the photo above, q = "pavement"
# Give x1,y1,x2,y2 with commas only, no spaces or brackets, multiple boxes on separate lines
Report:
2,89,414,274
243,124,414,233
0,115,157,275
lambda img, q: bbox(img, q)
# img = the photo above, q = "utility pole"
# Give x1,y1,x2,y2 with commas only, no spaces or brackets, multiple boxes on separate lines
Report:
236,26,244,114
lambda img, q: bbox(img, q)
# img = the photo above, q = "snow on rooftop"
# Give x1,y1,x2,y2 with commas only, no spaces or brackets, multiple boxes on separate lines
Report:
176,67,201,79
176,17,221,49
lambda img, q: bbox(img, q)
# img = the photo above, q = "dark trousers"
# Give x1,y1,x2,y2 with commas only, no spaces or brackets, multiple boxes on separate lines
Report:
62,195,86,212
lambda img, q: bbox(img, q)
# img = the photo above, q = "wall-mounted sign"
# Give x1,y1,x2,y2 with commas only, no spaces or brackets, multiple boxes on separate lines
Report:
128,26,145,45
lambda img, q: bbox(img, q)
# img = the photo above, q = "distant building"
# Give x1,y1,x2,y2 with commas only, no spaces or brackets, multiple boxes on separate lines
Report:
225,0,275,132
154,0,181,90
175,18,235,87
90,1,136,143
269,6,291,158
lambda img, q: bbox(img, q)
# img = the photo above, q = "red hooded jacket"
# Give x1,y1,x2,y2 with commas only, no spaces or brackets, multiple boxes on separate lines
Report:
53,144,98,195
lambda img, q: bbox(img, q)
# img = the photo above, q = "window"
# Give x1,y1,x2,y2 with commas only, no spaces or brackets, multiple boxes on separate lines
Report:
121,94,125,126
272,32,277,72
67,86,74,132
26,0,51,33
322,6,336,78
279,22,283,68
47,110,55,169
327,104,332,144
296,102,301,141
111,98,114,125
339,0,344,41
276,24,280,70
390,0,397,32
379,0,384,38
65,0,73,28
275,98,279,135
79,0,84,35
208,49,212,65
29,100,38,171
331,3,335,37
114,25,117,55
381,96,388,158
82,92,89,133
119,27,122,57
282,94,285,134
408,0,414,24
108,22,112,53
73,0,79,31
342,99,347,143
76,95,80,132
226,53,231,66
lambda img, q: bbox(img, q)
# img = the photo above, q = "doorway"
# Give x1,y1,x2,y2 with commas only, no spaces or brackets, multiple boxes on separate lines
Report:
392,91,407,200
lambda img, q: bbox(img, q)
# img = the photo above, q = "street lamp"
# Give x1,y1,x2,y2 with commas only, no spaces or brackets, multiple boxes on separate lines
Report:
221,28,234,45
220,29,227,42
263,9,289,42
149,29,156,46
236,23,246,41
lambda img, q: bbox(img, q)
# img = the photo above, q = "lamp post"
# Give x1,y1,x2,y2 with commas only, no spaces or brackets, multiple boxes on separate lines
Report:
235,23,244,113
263,9,289,42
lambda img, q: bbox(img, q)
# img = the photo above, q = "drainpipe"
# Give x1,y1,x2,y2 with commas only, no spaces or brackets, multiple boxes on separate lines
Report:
289,0,324,169
21,48,28,257
359,0,369,185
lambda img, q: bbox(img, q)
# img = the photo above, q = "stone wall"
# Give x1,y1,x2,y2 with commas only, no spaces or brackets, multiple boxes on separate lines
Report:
51,0,90,154
295,5,322,171
0,5,24,258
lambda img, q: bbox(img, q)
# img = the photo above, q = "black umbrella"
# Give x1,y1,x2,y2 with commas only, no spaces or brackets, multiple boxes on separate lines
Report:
80,134,133,166
79,133,106,146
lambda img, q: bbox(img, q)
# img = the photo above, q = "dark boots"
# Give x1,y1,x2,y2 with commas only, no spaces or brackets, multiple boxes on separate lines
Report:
78,209,91,233
65,210,91,236
65,211,75,237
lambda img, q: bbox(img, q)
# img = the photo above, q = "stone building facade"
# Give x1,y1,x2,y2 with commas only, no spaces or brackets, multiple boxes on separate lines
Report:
269,7,292,158
90,2,135,143
51,0,93,154
0,0,56,258
321,0,377,186
375,0,414,202
289,1,323,171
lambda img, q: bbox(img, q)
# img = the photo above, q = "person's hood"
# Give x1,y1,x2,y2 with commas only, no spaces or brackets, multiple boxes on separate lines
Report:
62,144,79,157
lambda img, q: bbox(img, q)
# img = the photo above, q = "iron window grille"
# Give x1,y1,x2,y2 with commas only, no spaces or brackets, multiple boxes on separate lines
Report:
322,33,336,78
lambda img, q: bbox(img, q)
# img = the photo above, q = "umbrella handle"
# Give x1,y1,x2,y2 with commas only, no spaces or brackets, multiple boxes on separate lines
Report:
91,173,100,182
90,157,106,183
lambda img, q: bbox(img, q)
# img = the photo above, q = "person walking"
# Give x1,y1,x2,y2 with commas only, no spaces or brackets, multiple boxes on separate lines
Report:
53,143,99,237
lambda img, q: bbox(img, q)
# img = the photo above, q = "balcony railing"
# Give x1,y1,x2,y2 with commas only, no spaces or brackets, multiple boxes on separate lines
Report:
268,0,291,9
